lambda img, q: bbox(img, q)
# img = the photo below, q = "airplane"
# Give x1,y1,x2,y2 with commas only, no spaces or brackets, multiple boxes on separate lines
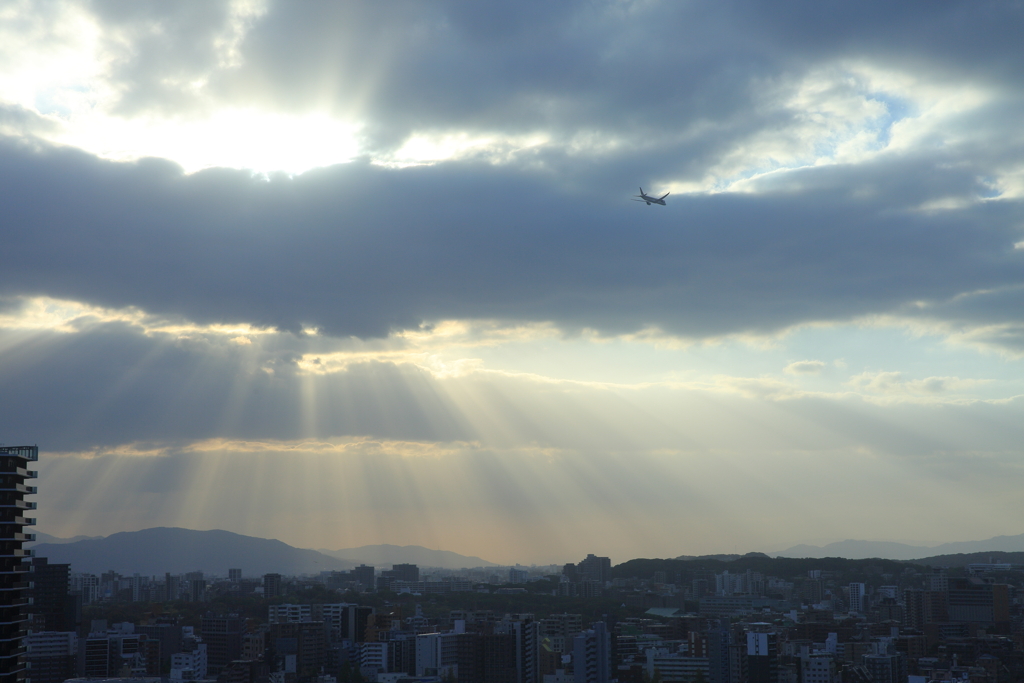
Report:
631,187,669,205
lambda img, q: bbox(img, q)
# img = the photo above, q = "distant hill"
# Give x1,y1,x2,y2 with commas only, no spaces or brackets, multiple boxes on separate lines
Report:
31,528,353,576
614,555,916,581
907,551,1024,568
674,552,771,562
28,532,103,545
773,533,1024,561
319,544,497,569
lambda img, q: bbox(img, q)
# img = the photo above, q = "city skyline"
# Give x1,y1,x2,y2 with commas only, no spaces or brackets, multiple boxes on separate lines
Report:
3,1,1024,565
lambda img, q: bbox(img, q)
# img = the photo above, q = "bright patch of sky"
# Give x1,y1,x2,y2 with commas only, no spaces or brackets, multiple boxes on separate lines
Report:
0,2,1003,187
5,295,1020,403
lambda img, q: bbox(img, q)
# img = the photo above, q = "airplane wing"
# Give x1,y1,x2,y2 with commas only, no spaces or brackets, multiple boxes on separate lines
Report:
659,192,670,200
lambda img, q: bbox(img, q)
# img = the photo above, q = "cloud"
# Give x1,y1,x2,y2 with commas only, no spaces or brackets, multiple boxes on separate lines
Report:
1,135,1023,349
81,3,1024,144
785,360,826,374
5,0,1024,558
2,1,1022,178
6,306,1024,561
2,316,1021,456
0,103,60,137
846,370,990,397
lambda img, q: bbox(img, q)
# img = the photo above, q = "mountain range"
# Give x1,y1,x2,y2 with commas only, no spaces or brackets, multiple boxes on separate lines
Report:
32,532,103,545
29,527,1024,575
31,528,351,576
772,533,1024,560
317,545,496,569
29,528,497,575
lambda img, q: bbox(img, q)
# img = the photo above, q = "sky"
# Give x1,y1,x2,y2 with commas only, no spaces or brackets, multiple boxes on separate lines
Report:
2,0,1024,566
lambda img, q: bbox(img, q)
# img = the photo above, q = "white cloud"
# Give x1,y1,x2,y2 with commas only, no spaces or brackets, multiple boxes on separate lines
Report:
847,370,990,397
785,359,826,374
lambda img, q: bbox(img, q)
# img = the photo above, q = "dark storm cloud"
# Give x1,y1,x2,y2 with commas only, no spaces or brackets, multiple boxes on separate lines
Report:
83,0,1024,152
4,0,1024,343
2,134,1023,341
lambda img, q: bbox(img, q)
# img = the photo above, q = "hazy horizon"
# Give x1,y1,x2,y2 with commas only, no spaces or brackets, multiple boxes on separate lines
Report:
30,526,1024,567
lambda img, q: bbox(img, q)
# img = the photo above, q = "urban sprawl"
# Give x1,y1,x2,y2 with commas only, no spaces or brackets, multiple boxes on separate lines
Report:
4,447,1024,683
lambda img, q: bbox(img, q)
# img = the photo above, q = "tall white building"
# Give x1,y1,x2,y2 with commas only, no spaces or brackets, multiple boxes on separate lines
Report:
170,643,208,681
360,642,388,679
72,574,100,605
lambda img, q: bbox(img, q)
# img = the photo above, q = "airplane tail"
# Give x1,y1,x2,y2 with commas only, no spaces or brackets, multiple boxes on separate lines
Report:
639,187,644,196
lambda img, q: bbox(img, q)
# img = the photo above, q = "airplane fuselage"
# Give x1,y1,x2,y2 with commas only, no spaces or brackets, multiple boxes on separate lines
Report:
634,187,669,205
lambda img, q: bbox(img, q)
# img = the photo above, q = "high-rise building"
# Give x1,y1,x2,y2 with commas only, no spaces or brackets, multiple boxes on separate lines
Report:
385,634,417,677
927,568,948,593
229,568,242,582
707,619,731,683
165,573,180,602
24,632,77,683
263,573,282,599
171,641,208,680
539,614,582,655
184,572,206,602
0,445,38,683
576,555,611,584
494,616,540,683
136,621,184,670
201,615,243,675
269,622,327,679
386,564,419,583
73,574,99,604
415,631,474,679
800,653,838,683
83,623,151,678
745,631,777,683
509,568,529,584
573,622,611,683
480,633,518,683
516,619,541,683
29,557,76,632
727,642,747,683
947,578,1010,627
904,589,948,630
353,565,375,591
862,653,906,683
848,583,866,614
359,641,389,678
